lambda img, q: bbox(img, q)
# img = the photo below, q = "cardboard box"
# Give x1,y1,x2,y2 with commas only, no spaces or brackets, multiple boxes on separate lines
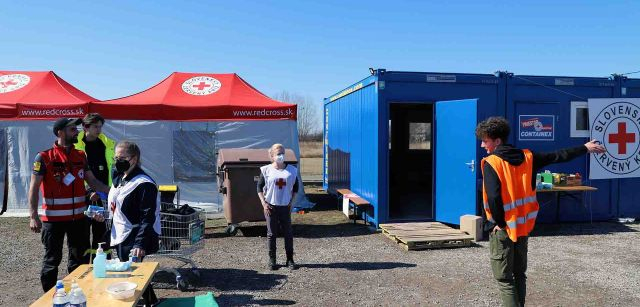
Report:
460,215,483,241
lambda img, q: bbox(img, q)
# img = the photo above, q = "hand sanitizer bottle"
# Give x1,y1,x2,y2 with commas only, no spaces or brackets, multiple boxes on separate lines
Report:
93,242,107,278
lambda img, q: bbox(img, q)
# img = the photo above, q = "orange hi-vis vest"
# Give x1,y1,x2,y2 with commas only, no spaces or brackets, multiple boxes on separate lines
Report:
481,149,539,242
38,143,88,222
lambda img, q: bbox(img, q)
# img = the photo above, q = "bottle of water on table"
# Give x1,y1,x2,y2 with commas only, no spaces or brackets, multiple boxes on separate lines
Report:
69,288,87,307
52,281,69,307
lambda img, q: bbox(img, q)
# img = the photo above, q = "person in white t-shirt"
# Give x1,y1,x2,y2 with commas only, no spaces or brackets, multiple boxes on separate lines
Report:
257,143,299,270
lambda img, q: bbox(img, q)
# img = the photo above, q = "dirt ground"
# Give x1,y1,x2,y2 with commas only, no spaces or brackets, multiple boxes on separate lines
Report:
2,185,640,306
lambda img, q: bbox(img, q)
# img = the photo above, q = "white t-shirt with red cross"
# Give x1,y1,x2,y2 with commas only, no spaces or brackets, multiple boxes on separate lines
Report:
260,164,298,206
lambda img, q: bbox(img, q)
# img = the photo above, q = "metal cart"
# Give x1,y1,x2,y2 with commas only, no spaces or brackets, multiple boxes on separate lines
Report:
147,185,206,291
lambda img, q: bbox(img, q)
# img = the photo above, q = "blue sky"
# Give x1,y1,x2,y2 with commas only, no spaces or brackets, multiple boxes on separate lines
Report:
1,1,638,121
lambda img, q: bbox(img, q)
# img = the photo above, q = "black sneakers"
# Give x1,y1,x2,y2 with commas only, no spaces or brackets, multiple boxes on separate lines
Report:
286,258,298,270
268,257,298,270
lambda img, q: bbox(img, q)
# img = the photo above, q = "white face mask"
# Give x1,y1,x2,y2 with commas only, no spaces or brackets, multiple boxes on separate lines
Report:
275,154,285,163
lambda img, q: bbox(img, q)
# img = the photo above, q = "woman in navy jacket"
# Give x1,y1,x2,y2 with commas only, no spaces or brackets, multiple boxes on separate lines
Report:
102,140,160,305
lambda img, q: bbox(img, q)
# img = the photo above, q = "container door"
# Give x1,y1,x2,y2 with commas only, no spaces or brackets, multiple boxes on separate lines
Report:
435,99,478,225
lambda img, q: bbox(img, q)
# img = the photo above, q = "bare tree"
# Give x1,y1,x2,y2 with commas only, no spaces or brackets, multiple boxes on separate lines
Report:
273,90,320,141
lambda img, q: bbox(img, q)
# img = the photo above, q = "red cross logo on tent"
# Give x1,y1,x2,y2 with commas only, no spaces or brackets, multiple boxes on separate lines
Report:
608,122,636,155
193,82,211,91
0,74,31,93
275,178,286,190
181,76,222,96
0,79,17,88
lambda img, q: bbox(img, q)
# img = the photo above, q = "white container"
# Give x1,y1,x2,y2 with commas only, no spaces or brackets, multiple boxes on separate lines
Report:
105,281,137,300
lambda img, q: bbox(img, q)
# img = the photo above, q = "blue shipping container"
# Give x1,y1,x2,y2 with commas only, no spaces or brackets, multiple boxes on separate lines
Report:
324,69,639,227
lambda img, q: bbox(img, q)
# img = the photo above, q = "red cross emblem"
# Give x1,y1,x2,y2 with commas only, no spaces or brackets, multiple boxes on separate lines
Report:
275,178,286,190
193,82,211,91
0,79,17,88
608,122,636,155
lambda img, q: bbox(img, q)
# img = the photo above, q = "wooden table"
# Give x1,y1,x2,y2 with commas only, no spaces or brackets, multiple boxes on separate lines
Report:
537,185,598,223
31,262,159,307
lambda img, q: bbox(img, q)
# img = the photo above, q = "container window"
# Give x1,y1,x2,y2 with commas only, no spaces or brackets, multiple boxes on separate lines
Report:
570,101,590,137
409,122,431,150
173,130,217,182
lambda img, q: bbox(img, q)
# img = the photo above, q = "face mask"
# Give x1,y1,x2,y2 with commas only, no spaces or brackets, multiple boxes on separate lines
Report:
115,159,131,173
275,154,285,163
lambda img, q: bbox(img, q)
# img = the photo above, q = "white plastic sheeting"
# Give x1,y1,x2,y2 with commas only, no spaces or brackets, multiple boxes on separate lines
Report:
0,128,6,214
0,120,310,215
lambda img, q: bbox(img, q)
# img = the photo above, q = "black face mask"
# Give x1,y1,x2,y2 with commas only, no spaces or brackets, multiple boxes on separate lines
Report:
115,159,131,173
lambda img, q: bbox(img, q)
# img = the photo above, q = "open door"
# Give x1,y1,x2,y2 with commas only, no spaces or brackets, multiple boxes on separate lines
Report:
435,99,478,225
389,103,433,221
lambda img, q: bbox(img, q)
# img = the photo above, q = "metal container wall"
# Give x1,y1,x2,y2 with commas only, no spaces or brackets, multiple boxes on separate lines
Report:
324,72,506,226
324,76,379,223
506,75,618,222
378,71,506,224
218,148,298,224
618,77,640,218
325,70,640,226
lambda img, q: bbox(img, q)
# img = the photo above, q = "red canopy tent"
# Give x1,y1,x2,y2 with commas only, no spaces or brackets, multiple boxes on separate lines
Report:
91,72,297,121
0,71,94,119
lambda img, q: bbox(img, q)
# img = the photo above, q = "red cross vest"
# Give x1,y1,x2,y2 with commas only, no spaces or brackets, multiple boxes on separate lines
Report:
38,143,88,222
481,149,539,242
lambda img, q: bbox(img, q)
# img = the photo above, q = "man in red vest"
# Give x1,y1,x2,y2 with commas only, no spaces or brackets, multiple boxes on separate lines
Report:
476,117,605,307
28,117,111,292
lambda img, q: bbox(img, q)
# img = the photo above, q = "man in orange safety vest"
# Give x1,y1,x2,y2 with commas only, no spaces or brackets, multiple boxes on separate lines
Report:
476,116,605,307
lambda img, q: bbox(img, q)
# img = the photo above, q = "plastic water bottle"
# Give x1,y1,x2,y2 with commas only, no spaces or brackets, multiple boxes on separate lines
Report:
69,279,79,291
53,279,64,290
67,290,76,306
69,288,87,307
53,280,65,296
93,242,107,278
52,285,69,307
84,205,105,219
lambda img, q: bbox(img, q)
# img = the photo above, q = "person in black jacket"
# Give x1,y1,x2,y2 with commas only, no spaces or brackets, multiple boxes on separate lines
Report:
107,141,160,259
476,117,605,307
96,140,159,305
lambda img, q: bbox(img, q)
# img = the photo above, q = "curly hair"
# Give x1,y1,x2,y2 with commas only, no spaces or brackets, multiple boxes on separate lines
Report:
475,116,510,142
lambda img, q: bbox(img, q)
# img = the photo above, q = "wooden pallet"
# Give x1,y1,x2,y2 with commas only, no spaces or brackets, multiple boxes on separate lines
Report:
380,222,474,251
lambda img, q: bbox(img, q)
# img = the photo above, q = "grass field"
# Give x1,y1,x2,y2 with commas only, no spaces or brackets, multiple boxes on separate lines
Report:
299,141,322,158
299,141,323,180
